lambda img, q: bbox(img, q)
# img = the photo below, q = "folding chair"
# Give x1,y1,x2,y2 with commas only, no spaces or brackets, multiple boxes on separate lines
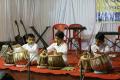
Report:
52,24,69,42
68,24,85,51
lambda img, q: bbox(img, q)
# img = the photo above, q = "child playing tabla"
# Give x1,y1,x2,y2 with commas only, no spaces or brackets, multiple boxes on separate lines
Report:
22,33,39,65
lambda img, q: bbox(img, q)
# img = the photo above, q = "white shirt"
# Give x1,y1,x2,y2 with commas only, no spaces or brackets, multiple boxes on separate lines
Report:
22,43,38,61
91,43,110,56
47,42,68,63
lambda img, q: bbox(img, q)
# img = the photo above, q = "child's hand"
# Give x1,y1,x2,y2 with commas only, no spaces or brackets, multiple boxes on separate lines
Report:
38,49,42,54
95,49,101,54
53,48,57,53
8,47,13,53
41,50,47,55
53,49,58,55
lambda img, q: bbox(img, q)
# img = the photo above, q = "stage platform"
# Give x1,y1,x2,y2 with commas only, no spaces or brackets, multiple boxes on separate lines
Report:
0,51,120,80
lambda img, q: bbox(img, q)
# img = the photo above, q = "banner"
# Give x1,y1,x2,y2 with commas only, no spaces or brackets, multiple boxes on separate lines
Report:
96,0,120,22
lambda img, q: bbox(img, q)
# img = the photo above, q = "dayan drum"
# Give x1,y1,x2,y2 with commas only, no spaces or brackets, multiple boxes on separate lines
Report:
48,54,65,70
4,52,14,66
80,52,93,72
37,54,48,68
13,47,29,67
90,54,112,73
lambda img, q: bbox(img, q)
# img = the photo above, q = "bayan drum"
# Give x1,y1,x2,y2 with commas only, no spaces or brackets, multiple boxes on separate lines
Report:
37,54,48,68
48,54,65,70
4,52,14,66
90,54,112,73
13,47,29,67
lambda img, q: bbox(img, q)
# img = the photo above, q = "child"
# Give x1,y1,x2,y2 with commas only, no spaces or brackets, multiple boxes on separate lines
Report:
90,33,112,73
91,32,110,56
22,33,38,65
47,31,68,64
78,33,112,73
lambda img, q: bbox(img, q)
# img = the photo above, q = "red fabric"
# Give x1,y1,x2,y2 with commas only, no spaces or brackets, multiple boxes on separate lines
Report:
0,52,120,80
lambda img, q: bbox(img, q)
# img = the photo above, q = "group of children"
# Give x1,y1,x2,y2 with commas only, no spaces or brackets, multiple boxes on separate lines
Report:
19,31,68,65
0,30,68,80
3,30,112,74
15,30,112,66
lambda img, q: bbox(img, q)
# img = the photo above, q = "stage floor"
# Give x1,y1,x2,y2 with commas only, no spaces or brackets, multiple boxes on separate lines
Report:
0,51,120,80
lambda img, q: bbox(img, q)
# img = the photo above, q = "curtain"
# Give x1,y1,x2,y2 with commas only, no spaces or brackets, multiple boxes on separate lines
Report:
0,0,119,49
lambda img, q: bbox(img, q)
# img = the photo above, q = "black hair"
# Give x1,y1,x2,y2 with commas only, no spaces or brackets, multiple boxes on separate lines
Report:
26,33,35,40
55,30,64,39
95,33,105,41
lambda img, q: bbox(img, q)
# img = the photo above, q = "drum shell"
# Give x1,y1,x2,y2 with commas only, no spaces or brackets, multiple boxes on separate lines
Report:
80,55,92,72
13,51,29,66
48,55,65,70
90,54,112,72
37,55,48,67
81,59,92,72
4,52,14,64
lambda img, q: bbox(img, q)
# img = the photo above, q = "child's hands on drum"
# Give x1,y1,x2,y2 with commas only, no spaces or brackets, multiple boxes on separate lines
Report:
95,49,101,54
53,49,58,55
41,50,47,55
8,47,13,53
94,49,103,57
38,48,47,55
47,48,59,55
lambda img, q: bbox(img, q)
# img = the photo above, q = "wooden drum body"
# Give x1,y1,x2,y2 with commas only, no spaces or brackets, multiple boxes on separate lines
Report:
48,55,65,70
90,54,112,72
37,54,48,68
13,50,29,67
80,56,92,72
4,52,14,66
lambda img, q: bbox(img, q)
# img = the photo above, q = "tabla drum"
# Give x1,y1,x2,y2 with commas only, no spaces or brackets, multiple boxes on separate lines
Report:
48,54,65,70
13,47,29,67
80,54,92,72
90,54,112,73
4,52,14,66
37,54,48,68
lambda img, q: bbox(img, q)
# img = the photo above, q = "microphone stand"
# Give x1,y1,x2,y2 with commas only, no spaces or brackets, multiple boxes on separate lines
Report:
27,54,39,80
80,62,84,80
27,55,30,80
80,45,92,80
20,52,41,80
20,48,45,80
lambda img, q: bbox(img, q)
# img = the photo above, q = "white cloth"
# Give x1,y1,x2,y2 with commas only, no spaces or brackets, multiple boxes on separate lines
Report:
22,43,38,61
47,42,68,63
91,43,110,56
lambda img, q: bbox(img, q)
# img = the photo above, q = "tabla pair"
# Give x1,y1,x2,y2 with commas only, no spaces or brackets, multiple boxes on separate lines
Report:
37,53,65,70
80,53,112,73
4,51,65,70
3,47,29,67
